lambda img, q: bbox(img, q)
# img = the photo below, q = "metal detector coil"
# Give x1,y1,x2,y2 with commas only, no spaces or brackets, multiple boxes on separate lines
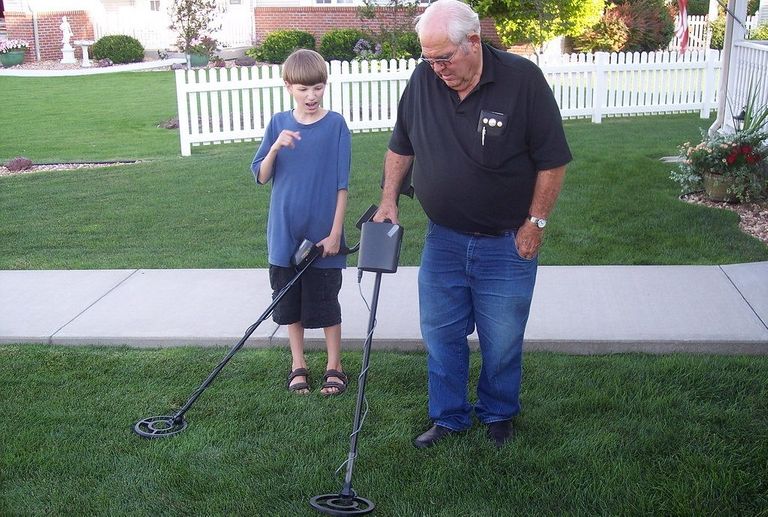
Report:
133,415,188,438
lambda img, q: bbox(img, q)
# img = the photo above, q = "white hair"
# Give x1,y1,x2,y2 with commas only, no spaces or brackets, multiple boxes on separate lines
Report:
414,0,481,46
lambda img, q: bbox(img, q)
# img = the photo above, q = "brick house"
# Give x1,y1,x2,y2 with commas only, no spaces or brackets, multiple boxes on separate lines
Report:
1,0,501,64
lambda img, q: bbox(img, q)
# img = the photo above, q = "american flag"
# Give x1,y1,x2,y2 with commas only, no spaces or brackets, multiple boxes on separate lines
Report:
676,0,689,54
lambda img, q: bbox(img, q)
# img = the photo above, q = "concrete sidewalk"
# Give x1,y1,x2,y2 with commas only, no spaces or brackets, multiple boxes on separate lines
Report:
1,262,767,354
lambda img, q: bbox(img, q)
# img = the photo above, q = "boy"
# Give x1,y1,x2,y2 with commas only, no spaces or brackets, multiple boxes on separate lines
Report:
250,49,351,396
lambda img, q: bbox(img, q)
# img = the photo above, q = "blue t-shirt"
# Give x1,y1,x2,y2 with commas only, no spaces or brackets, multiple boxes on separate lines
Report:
251,110,351,268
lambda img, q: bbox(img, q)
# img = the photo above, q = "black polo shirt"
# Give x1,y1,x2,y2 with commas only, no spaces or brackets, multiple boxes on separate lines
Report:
389,44,572,234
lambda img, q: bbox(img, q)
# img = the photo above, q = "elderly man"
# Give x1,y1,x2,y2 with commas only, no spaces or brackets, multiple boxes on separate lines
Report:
375,0,572,448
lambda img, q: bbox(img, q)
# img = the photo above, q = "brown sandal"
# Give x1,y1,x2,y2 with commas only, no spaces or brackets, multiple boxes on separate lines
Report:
321,369,348,396
287,368,310,393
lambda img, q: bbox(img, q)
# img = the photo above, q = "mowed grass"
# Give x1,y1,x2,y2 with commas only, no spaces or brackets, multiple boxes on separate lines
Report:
1,72,766,268
1,345,767,515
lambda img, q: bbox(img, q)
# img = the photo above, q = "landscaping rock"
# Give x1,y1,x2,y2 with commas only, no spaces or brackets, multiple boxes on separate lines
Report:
158,117,179,129
235,56,256,67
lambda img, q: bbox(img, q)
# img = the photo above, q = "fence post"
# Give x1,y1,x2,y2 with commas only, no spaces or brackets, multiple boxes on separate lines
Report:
329,60,342,115
175,69,192,157
592,52,609,124
700,48,719,119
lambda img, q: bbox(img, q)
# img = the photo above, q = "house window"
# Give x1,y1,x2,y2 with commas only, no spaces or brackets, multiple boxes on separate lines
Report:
230,0,241,4
150,0,160,11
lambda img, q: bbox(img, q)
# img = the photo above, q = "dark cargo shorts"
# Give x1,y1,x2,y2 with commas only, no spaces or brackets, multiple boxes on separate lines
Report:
268,265,342,329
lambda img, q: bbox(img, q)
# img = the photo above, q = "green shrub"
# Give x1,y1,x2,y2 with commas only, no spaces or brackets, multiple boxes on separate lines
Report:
379,30,420,60
709,16,725,49
749,22,768,40
319,28,368,61
686,0,710,16
92,35,144,64
247,30,315,64
573,7,630,53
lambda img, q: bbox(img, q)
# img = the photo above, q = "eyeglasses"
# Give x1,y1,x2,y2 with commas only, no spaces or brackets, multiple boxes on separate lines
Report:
420,46,460,68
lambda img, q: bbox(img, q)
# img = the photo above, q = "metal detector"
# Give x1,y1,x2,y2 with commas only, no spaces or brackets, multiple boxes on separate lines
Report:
309,220,404,516
310,165,413,515
133,205,379,439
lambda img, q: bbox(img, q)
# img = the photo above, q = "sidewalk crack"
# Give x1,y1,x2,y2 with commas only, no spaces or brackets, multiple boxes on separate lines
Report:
719,265,768,331
48,269,140,343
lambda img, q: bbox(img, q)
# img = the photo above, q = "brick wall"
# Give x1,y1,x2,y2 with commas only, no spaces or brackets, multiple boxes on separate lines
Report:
253,6,502,48
5,10,94,62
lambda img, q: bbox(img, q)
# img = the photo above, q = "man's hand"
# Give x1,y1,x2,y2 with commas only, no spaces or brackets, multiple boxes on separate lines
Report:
373,202,399,225
515,222,543,260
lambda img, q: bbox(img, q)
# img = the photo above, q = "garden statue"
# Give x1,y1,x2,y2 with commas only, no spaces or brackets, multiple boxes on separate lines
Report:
60,16,76,64
60,16,74,49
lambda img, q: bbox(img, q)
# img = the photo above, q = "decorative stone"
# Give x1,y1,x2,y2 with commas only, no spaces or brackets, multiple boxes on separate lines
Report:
235,56,257,67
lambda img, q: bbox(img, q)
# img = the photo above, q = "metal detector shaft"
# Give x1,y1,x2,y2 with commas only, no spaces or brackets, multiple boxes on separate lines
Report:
170,255,319,423
340,271,382,498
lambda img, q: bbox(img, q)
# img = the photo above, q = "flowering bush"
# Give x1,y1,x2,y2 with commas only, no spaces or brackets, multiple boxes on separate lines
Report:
169,0,220,65
186,35,218,57
353,38,382,61
670,128,768,203
0,39,29,54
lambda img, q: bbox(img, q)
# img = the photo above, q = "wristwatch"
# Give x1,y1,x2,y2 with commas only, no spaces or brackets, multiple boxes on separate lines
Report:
528,215,547,229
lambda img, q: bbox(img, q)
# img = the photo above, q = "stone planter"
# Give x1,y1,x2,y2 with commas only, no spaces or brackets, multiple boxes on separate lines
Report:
0,50,27,68
703,172,737,203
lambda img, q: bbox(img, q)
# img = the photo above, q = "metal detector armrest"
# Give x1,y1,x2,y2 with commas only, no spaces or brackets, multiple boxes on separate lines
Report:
356,204,379,229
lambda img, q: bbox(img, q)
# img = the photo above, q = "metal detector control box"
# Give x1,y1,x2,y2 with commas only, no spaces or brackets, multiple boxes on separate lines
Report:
357,221,403,273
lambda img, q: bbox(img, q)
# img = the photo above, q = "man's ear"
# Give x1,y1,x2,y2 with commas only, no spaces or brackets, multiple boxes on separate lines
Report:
468,33,482,48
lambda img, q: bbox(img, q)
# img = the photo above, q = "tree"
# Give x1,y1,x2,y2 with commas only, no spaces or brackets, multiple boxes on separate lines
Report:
169,0,221,55
472,0,604,52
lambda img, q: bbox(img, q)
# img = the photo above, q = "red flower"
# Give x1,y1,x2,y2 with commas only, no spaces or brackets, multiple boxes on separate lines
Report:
726,151,738,165
745,153,758,165
741,144,752,154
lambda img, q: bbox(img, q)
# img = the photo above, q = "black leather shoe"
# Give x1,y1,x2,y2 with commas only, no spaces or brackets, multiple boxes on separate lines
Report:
486,420,514,447
413,424,457,449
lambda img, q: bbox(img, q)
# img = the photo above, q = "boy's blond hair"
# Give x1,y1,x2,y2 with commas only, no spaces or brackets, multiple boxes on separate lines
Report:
282,49,328,86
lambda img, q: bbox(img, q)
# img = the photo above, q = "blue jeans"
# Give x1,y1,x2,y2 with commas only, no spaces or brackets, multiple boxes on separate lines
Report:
419,221,538,431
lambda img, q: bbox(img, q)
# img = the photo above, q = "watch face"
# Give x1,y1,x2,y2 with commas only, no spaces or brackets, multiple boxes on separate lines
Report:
536,219,546,228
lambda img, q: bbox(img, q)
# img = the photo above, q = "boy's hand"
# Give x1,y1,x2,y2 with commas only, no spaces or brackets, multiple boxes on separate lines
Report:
317,234,341,257
271,130,301,152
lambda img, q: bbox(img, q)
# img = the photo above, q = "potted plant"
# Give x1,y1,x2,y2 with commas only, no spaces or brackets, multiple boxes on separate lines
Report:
186,35,218,67
168,0,221,69
0,39,29,68
671,90,768,203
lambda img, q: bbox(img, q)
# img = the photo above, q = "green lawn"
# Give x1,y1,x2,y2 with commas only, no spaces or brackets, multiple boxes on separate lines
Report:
1,72,766,269
1,345,767,515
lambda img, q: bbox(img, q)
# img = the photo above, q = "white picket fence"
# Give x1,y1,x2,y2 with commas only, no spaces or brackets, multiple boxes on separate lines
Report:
669,14,760,51
175,49,723,156
724,40,768,132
